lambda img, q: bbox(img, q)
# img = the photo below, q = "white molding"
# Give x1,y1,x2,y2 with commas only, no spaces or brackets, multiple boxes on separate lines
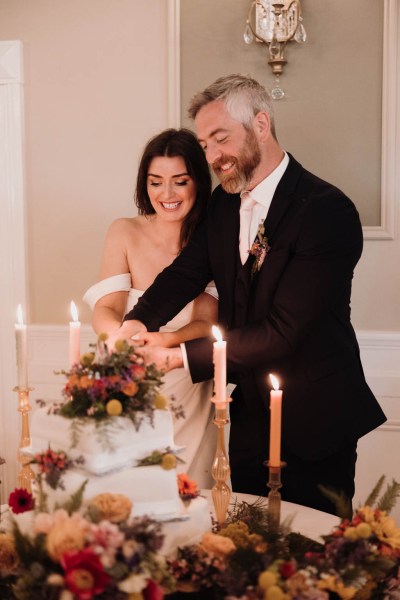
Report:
167,0,181,127
363,0,398,240
0,40,26,503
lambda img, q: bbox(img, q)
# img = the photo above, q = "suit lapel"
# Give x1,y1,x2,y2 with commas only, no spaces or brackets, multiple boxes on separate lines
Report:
264,154,303,243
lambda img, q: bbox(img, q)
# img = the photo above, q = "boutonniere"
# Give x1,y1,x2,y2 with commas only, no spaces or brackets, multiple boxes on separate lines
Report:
249,221,271,278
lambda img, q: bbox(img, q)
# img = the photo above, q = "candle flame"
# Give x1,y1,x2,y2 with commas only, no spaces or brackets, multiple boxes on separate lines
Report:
212,325,223,342
16,304,24,325
70,301,79,322
269,373,280,390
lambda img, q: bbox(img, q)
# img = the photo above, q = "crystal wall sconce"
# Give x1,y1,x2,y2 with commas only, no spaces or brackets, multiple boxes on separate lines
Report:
244,0,306,100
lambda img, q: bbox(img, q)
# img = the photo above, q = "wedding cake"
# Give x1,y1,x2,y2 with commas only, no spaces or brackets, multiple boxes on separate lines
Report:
26,338,212,542
29,406,182,519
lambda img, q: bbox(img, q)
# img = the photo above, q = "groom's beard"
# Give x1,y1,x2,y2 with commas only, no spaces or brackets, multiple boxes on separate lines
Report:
212,128,261,194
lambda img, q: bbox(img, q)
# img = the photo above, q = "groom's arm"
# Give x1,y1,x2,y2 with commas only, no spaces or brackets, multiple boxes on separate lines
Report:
124,218,213,331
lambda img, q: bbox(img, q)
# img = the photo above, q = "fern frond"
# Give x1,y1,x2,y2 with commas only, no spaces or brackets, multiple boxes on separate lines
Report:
377,479,400,514
318,485,352,520
364,475,385,507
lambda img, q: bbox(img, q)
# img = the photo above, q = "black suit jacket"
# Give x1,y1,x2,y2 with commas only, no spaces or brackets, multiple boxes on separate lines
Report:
127,155,386,463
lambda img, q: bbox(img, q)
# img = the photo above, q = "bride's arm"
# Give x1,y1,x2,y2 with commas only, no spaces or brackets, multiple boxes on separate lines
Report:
135,291,218,348
90,220,132,336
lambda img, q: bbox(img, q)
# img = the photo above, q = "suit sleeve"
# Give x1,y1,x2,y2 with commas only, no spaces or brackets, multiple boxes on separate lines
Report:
186,189,363,381
124,218,214,331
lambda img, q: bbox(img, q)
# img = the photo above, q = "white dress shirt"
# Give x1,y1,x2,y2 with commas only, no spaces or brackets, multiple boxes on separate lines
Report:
242,151,289,248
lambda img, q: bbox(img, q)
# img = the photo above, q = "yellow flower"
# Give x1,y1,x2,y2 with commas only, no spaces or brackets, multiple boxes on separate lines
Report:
81,352,95,366
114,339,129,352
0,532,19,577
343,527,358,541
355,522,372,538
317,575,357,600
153,394,169,410
264,584,287,600
89,493,132,523
46,519,86,562
200,532,236,557
258,569,277,590
106,399,123,416
98,332,109,342
161,453,177,470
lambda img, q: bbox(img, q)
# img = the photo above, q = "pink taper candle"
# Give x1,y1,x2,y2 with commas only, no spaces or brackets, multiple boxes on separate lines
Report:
69,301,81,367
15,304,28,389
269,373,282,467
212,325,227,407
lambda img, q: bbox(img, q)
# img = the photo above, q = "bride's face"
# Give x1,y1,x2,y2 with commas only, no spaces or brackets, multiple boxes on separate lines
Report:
147,155,197,223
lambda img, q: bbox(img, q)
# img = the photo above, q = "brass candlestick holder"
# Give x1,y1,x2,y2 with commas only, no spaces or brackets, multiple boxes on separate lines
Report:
211,398,232,526
265,460,286,534
14,386,35,492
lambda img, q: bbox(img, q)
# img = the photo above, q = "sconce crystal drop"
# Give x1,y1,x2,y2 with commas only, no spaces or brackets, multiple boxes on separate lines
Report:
244,0,306,99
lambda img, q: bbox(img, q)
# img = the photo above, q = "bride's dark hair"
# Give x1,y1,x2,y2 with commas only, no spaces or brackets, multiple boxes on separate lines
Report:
135,128,211,251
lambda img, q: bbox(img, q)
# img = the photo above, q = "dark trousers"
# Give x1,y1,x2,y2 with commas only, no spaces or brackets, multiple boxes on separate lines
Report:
230,441,357,518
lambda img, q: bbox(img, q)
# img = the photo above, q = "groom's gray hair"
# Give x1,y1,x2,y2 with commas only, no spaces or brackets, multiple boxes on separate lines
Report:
188,73,276,139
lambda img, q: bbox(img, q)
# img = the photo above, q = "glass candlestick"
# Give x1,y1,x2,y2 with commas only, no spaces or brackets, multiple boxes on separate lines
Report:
265,460,286,534
14,386,35,492
211,398,232,526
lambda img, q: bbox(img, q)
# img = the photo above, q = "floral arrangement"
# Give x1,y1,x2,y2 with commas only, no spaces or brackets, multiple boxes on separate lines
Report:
47,336,182,446
249,221,270,278
30,447,84,491
169,477,400,599
2,490,174,600
2,477,400,599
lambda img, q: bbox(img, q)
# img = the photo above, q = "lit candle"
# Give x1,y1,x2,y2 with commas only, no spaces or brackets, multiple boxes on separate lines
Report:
15,304,28,389
69,301,81,367
212,325,227,407
269,373,282,467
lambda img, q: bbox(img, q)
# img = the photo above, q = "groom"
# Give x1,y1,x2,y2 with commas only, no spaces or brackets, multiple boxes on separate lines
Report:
119,74,386,515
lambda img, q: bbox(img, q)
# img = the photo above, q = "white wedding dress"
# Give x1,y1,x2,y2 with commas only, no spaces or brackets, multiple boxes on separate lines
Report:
83,273,216,489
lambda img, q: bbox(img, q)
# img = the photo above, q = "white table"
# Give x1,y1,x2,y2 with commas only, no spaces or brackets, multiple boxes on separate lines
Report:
202,489,341,542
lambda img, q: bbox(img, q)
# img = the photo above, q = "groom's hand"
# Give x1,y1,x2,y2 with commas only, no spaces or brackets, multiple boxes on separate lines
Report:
107,319,147,350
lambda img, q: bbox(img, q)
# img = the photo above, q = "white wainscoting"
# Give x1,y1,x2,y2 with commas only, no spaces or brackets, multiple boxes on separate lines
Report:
2,327,400,523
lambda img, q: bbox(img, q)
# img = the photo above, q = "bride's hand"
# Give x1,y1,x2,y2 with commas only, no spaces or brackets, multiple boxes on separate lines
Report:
106,320,147,350
135,345,183,372
131,331,175,348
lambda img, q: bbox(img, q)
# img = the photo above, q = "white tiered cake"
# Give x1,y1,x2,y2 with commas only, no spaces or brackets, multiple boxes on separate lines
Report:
29,406,182,519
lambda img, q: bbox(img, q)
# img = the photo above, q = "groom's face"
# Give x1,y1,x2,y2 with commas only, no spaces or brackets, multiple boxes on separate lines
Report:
195,100,261,194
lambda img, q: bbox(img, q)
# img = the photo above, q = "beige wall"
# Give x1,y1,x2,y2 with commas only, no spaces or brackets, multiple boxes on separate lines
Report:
181,0,400,332
0,0,399,332
0,0,172,325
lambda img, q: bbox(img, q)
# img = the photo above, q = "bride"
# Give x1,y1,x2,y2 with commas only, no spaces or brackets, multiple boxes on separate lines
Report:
83,128,218,488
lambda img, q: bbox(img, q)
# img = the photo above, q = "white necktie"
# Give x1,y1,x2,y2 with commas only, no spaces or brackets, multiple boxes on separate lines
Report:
239,192,255,264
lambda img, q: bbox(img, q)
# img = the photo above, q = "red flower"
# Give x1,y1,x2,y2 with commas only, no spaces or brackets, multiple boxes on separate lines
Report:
144,579,164,600
61,548,111,600
8,488,35,514
279,560,296,579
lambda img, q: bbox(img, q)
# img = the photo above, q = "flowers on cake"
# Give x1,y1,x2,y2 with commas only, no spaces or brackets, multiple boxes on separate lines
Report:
6,492,174,599
30,447,84,491
177,473,200,501
49,336,182,447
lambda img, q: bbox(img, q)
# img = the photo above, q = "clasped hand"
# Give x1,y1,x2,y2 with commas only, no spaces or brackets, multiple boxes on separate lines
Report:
107,320,183,372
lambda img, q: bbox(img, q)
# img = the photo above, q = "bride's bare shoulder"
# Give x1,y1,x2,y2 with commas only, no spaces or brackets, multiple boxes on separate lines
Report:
107,216,147,237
